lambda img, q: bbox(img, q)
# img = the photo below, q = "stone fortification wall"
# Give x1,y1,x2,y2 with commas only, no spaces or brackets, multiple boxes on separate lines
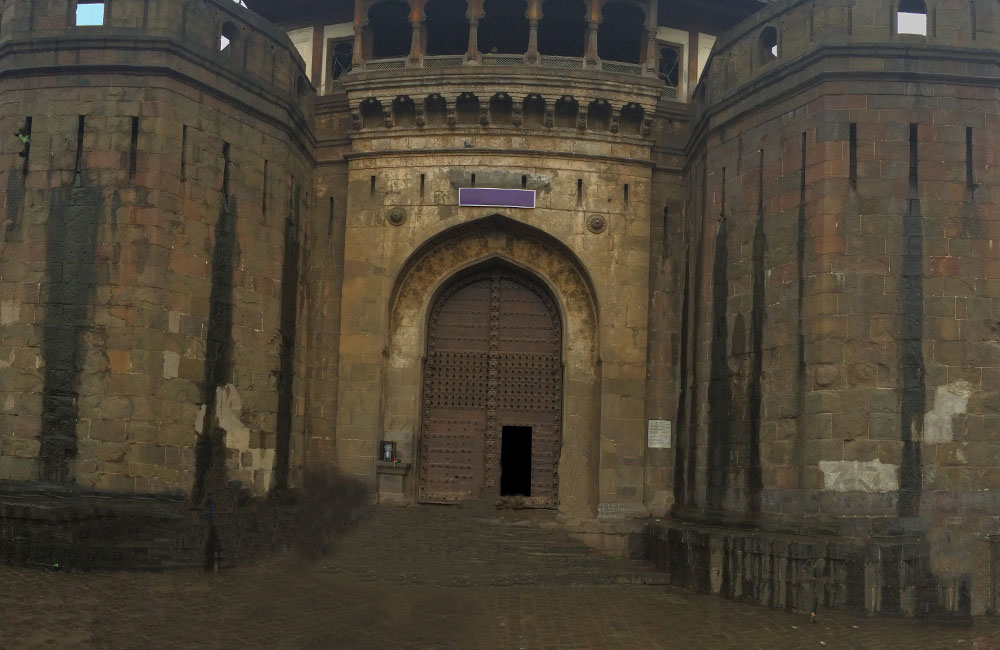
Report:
662,0,1000,617
332,66,664,518
0,0,315,498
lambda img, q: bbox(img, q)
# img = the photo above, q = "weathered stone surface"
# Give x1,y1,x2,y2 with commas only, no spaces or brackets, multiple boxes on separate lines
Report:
1,0,999,621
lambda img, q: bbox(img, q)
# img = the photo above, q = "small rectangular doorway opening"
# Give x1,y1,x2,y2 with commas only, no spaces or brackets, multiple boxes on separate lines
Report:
500,426,532,496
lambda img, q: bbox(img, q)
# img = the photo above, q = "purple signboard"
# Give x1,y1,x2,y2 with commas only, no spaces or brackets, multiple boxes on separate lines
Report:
459,187,535,209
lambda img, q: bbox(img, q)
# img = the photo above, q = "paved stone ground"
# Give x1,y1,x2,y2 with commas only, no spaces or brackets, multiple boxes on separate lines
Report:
2,501,999,649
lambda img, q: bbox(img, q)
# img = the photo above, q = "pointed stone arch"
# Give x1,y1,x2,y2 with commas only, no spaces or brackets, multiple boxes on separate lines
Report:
384,215,600,516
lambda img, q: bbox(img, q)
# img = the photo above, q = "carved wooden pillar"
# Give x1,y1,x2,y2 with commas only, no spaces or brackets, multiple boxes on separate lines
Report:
353,0,366,68
642,0,658,75
465,0,484,62
585,0,601,67
525,0,541,64
408,0,425,66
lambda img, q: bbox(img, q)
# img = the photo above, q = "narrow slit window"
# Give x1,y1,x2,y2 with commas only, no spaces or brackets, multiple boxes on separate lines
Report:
898,0,928,35
521,175,527,189
220,22,238,55
74,116,86,182
76,2,105,26
17,117,31,177
577,178,583,205
420,173,425,198
180,125,188,181
966,127,974,188
760,27,778,61
370,175,376,194
263,160,270,214
471,173,476,187
849,123,857,186
128,117,139,183
624,183,629,206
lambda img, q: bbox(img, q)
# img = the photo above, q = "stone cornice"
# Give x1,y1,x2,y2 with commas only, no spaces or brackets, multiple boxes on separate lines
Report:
0,35,316,161
342,147,656,168
341,66,666,113
688,43,1000,156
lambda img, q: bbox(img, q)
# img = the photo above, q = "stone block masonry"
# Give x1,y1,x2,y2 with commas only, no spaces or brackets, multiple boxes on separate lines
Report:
662,0,1000,617
1,0,1000,621
0,0,315,498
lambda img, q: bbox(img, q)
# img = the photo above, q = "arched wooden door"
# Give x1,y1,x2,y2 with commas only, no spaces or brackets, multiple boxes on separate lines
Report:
419,267,562,506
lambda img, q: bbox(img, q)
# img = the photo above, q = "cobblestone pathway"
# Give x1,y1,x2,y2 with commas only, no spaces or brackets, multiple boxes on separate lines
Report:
2,501,999,649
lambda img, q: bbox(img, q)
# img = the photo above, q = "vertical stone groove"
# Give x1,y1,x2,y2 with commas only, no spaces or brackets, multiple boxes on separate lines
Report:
193,142,238,503
40,119,101,482
706,167,731,512
273,182,301,491
898,123,924,517
747,150,766,512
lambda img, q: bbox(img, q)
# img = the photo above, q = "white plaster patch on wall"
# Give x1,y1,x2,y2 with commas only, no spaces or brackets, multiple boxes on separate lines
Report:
1,301,19,325
195,404,207,434
163,351,180,379
215,384,274,493
922,381,972,444
168,310,181,334
818,459,899,493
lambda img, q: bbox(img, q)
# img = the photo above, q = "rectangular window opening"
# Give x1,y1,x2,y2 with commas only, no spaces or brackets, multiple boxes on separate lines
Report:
500,426,532,497
577,178,583,205
720,167,726,217
128,116,139,183
521,175,527,189
370,175,376,195
623,183,629,206
76,2,105,26
222,142,232,200
74,116,85,183
420,173,425,198
263,160,269,214
662,205,669,255
328,197,335,235
18,117,31,177
180,125,188,182
898,11,927,36
966,126,975,188
849,123,857,186
471,173,476,187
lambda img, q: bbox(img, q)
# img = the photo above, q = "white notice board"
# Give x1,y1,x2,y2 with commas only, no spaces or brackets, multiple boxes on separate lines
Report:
647,420,672,448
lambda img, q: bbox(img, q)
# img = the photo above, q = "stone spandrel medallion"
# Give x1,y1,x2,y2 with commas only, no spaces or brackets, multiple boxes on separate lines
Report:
387,207,407,226
587,214,608,234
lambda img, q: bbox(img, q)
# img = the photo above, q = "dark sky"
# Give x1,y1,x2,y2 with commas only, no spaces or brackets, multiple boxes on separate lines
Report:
246,0,767,34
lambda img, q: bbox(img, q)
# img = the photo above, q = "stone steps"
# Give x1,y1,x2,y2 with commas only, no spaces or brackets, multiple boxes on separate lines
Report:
323,503,669,587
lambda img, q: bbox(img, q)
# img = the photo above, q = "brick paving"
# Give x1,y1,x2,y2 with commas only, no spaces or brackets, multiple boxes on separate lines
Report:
2,502,999,649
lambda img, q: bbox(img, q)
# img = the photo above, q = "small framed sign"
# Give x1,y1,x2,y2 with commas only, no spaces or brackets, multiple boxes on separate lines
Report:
379,440,397,462
647,420,672,449
459,187,535,209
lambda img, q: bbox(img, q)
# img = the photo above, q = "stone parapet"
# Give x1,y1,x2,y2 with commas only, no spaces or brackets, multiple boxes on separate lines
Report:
650,518,975,619
0,0,316,497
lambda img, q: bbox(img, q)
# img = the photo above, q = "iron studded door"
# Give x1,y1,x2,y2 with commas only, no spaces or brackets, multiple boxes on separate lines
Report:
420,269,562,504
420,276,491,503
494,275,562,506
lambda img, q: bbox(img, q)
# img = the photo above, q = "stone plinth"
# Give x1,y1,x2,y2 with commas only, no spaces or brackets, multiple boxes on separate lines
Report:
376,461,412,506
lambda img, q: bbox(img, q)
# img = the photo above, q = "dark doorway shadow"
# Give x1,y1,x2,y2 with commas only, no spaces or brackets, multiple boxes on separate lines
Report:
501,426,532,496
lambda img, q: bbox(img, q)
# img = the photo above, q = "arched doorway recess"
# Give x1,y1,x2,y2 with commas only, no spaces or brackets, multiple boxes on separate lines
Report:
420,264,562,506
